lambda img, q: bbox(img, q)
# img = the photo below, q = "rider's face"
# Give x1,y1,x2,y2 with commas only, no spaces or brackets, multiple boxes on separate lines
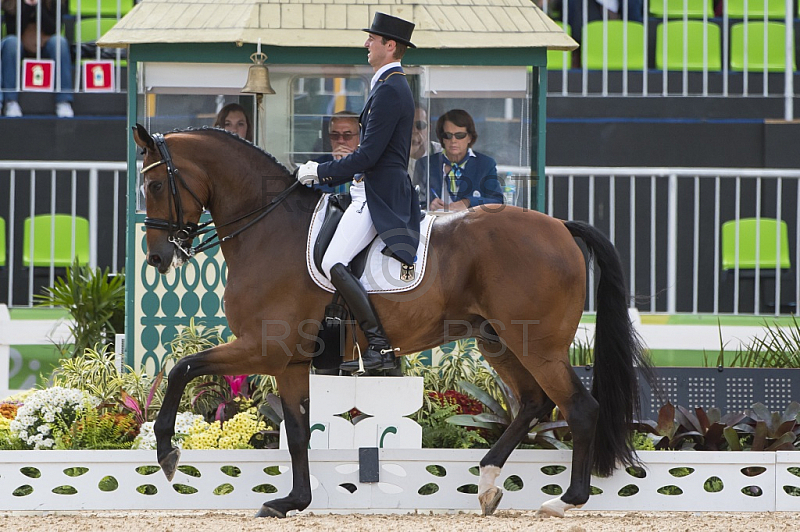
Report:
365,33,393,70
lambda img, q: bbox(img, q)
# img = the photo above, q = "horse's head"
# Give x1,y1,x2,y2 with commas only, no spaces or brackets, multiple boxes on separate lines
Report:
133,123,209,274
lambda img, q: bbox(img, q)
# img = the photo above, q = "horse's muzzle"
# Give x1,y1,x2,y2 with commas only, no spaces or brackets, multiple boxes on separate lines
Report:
147,252,171,274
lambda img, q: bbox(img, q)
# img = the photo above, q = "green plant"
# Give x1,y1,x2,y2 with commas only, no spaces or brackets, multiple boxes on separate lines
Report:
50,345,152,407
709,317,800,369
164,319,230,413
55,409,137,450
36,260,125,358
570,337,594,366
418,398,488,449
447,379,571,449
737,402,800,451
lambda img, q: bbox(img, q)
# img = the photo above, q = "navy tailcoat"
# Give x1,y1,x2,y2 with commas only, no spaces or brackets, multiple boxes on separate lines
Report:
316,66,421,266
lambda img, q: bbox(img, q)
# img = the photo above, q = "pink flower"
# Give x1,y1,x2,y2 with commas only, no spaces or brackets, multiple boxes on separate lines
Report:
224,375,249,398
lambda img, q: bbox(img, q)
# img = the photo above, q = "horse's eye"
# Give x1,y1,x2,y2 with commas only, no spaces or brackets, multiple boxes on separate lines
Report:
149,181,163,193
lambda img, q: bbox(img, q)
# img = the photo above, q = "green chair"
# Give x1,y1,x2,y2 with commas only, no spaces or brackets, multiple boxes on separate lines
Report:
547,22,572,71
22,214,90,267
722,217,794,311
726,0,786,19
582,20,646,70
730,21,796,72
71,0,134,18
78,16,117,42
0,217,6,268
650,0,715,18
722,218,790,271
656,21,722,71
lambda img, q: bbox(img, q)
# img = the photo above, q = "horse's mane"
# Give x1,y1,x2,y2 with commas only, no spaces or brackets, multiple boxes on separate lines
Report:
165,126,292,176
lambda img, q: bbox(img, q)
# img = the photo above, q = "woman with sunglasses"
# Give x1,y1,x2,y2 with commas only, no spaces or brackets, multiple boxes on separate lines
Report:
415,109,505,212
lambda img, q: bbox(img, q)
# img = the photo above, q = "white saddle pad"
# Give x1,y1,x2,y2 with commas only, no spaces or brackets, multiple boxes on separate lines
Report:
306,195,436,293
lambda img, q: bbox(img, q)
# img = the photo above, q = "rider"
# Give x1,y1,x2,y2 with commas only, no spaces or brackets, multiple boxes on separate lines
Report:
296,12,421,373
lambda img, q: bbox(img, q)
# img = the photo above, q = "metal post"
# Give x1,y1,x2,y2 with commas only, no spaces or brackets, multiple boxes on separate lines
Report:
89,168,99,268
667,173,678,314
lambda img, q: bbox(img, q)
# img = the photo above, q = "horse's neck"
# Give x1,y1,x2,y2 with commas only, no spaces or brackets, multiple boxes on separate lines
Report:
206,164,317,255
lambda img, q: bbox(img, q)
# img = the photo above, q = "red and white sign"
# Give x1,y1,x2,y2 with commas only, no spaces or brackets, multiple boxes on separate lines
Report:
22,59,55,92
83,60,115,92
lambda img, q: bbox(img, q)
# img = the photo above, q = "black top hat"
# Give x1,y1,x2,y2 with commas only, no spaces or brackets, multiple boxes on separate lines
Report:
363,12,416,48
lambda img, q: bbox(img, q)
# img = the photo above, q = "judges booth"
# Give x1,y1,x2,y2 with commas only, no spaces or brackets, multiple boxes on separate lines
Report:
98,0,576,372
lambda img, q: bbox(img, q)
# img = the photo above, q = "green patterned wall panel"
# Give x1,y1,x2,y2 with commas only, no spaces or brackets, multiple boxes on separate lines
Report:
134,221,229,375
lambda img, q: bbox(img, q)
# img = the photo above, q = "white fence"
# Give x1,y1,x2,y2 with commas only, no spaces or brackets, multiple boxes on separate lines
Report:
2,162,797,317
0,448,797,512
0,161,127,307
546,167,800,315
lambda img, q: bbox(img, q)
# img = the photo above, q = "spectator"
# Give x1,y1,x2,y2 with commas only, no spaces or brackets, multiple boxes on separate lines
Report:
408,105,442,206
415,109,504,212
317,110,360,164
213,102,253,142
1,0,74,117
315,110,360,194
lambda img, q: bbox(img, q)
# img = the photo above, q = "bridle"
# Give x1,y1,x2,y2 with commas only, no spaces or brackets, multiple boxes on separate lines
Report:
141,132,300,258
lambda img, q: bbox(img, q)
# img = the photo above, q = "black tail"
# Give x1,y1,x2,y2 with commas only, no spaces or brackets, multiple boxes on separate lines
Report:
565,220,654,477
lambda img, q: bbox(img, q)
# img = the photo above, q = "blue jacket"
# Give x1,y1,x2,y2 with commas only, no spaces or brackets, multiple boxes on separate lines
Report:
414,150,504,207
317,66,421,266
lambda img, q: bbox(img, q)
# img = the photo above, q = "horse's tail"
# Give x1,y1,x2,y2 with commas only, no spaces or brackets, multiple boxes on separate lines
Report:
564,220,653,477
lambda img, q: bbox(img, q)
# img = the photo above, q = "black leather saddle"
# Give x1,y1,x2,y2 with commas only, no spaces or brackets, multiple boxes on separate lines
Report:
313,193,371,279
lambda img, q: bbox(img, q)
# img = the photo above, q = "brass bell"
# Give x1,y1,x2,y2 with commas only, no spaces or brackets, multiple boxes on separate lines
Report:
241,52,276,95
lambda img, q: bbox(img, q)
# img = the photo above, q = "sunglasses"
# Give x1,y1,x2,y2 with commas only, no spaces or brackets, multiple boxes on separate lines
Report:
441,131,468,140
329,132,356,141
414,121,428,130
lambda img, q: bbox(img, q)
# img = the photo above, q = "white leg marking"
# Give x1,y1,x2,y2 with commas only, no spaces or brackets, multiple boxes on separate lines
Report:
477,465,501,497
535,496,581,518
478,465,503,516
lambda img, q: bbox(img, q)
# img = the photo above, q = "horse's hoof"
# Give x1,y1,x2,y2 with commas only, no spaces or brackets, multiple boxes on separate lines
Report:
255,504,286,518
535,497,578,518
479,486,503,516
158,448,181,481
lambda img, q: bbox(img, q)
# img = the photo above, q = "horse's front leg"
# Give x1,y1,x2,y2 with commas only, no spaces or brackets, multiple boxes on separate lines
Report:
256,361,312,518
154,341,252,480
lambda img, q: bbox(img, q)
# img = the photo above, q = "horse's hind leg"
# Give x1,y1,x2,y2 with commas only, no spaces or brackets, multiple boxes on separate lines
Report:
535,363,598,518
477,341,555,516
487,329,599,518
255,362,312,517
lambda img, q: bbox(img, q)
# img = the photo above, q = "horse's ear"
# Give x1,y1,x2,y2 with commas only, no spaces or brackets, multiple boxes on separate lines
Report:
132,123,155,151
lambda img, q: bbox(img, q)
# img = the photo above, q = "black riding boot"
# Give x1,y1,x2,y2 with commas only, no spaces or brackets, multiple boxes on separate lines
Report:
329,263,397,372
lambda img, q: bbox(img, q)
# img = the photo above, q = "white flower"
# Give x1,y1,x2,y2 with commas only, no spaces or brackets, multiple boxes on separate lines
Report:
13,387,100,450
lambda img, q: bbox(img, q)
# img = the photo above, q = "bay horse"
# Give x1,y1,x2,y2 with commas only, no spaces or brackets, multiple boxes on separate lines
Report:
132,124,652,518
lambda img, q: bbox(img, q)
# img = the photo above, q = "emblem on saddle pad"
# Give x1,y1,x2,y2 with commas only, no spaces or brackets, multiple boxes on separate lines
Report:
400,263,415,282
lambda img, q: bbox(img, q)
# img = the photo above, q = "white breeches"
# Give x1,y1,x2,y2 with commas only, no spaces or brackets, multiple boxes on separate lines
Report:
321,181,377,279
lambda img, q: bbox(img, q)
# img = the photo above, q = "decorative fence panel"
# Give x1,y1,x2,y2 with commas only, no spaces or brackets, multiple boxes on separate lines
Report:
1,449,798,512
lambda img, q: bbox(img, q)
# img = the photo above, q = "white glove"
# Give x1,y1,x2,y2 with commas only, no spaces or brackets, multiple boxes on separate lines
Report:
297,161,319,186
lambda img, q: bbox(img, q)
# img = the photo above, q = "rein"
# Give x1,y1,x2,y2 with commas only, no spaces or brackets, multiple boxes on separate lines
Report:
142,132,301,258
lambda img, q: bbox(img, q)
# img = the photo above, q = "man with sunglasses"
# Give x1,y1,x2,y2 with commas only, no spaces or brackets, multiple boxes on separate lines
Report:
315,111,361,194
296,13,420,374
319,111,361,163
409,105,442,204
415,109,504,212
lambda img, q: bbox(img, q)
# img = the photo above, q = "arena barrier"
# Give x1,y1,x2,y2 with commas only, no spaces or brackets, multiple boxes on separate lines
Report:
0,448,797,512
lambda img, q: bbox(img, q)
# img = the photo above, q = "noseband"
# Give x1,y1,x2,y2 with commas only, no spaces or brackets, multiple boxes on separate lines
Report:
141,132,300,258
